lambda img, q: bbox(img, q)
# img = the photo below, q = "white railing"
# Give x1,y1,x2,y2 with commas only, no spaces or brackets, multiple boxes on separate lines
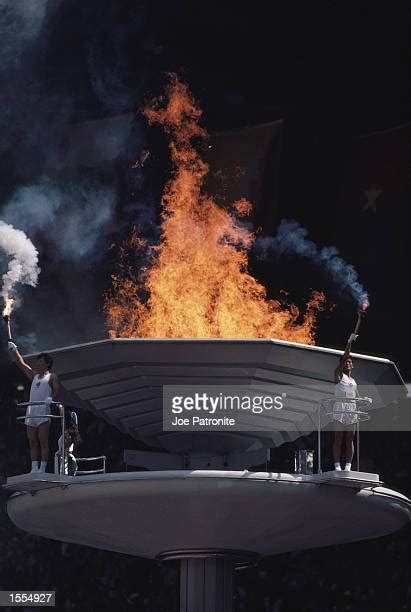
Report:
54,452,106,476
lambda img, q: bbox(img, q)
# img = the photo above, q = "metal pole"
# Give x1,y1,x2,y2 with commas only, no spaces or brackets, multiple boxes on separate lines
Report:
356,419,360,472
317,404,322,474
59,404,65,476
3,314,12,341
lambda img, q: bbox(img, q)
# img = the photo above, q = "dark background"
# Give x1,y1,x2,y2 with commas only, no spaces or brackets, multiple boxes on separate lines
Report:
0,1,410,610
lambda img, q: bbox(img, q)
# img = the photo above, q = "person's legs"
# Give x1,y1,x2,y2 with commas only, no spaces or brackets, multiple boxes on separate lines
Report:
26,426,40,472
344,427,356,470
333,429,344,469
38,422,50,472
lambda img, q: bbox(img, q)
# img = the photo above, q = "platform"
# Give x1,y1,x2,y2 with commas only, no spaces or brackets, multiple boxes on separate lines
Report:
23,338,407,456
8,339,409,612
5,470,410,559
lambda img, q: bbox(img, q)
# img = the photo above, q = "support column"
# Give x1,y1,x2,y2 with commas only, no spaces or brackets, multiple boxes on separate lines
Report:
180,557,233,612
158,549,258,612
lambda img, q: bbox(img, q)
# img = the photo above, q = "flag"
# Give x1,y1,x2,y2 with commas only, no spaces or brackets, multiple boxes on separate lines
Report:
333,122,410,373
204,120,283,233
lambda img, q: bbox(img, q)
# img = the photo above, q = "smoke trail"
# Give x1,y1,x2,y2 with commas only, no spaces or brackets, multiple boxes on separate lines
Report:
0,220,40,311
255,219,369,308
1,180,115,263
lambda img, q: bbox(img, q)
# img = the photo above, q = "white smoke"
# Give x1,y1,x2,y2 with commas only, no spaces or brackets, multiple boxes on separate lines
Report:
0,220,40,311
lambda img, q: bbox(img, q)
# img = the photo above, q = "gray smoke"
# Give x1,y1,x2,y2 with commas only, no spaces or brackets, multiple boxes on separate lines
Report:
86,5,153,115
0,1,157,351
0,1,64,151
1,180,116,262
0,0,48,63
88,40,133,115
13,330,38,353
255,219,369,308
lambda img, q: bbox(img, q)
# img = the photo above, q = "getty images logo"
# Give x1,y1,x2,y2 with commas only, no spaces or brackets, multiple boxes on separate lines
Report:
171,391,286,415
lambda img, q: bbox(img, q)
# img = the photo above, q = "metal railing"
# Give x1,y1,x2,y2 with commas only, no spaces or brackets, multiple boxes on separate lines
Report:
75,456,106,475
317,397,372,473
54,452,106,476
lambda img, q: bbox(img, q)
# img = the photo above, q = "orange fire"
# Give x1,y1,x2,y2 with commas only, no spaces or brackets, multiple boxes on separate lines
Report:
105,74,325,342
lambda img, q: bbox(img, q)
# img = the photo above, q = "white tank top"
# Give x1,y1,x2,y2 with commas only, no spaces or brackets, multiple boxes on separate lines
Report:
335,373,357,399
30,373,52,403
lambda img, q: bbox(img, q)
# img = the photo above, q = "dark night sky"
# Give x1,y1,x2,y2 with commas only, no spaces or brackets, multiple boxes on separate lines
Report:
48,2,410,130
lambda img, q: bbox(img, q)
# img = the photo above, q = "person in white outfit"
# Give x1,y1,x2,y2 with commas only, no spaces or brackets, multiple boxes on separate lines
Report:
332,334,359,472
8,343,59,473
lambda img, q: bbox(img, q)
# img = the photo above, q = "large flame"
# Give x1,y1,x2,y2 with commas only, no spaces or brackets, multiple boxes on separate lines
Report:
105,74,325,342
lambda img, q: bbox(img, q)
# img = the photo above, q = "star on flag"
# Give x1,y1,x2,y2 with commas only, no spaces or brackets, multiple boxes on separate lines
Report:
362,186,382,213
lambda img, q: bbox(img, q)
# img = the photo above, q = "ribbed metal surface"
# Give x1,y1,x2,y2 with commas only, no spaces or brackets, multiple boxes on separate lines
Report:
25,338,406,453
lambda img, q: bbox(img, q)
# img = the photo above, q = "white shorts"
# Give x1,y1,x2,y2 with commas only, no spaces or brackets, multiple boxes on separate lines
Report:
25,404,50,428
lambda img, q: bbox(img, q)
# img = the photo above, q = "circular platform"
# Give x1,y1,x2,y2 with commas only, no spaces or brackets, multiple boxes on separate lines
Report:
6,471,411,559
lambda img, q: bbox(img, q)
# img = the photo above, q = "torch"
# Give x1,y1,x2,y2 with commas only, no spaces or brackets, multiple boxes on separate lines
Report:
345,301,369,352
2,295,16,342
2,313,13,344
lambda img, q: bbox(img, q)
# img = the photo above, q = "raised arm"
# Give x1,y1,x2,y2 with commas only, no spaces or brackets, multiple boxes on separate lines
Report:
8,342,34,381
49,372,60,399
334,332,358,383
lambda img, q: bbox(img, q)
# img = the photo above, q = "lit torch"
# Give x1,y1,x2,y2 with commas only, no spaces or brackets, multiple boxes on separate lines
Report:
2,297,15,342
2,311,13,343
346,299,369,351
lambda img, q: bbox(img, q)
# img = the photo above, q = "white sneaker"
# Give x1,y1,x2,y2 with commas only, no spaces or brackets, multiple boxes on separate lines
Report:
344,464,352,472
30,461,39,473
335,465,342,471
